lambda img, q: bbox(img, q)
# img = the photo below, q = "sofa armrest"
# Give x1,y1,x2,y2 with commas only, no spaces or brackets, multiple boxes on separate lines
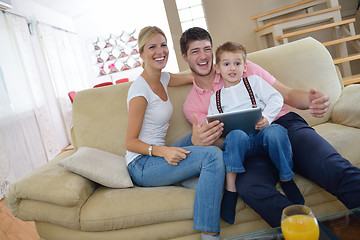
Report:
331,84,360,129
5,150,97,217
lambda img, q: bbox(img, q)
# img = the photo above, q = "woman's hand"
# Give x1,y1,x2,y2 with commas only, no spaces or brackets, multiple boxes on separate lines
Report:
255,116,269,130
156,146,190,166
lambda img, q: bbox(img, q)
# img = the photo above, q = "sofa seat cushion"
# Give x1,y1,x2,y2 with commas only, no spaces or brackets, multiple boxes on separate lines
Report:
80,186,196,231
36,220,199,240
313,123,360,166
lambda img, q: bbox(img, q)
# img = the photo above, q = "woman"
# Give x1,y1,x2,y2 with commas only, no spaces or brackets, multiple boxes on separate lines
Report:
125,26,225,240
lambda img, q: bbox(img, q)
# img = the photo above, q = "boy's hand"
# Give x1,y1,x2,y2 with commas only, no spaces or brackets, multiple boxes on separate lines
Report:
191,113,223,146
255,116,269,130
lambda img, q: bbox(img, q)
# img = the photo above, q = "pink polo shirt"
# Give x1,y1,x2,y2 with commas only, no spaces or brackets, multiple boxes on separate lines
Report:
183,60,290,125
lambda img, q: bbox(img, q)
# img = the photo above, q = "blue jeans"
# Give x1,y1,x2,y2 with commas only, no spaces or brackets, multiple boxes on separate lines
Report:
236,112,360,227
127,135,225,233
222,124,294,181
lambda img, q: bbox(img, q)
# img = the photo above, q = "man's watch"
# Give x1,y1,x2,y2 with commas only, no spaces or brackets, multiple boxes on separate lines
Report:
148,145,153,156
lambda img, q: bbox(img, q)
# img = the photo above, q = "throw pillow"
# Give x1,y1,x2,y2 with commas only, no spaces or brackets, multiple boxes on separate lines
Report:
58,147,133,188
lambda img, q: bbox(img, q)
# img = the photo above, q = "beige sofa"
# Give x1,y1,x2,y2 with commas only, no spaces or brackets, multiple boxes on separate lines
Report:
5,37,360,240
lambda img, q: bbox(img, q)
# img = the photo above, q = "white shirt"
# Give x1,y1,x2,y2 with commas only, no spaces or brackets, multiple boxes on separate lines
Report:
208,75,283,124
125,72,173,165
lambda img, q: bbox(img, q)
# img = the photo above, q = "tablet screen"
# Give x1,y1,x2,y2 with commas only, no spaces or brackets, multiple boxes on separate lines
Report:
206,107,262,136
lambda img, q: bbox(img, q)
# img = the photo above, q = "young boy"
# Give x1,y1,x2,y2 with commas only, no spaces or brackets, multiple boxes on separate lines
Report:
208,42,304,224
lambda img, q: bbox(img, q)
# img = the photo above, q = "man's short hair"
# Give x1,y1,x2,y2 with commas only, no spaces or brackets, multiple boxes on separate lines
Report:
180,27,213,56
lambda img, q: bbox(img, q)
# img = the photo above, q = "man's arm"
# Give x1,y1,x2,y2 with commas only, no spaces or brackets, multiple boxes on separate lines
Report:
272,80,330,118
246,60,330,118
168,72,193,87
272,80,310,109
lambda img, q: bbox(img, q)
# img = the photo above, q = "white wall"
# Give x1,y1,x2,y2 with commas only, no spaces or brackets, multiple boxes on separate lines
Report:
9,0,76,31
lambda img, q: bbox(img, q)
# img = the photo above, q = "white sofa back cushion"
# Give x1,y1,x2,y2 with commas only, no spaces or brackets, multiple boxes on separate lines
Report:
247,37,342,127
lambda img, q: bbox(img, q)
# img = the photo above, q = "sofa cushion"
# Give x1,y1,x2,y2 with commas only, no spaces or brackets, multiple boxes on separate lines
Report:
72,83,131,156
14,199,82,230
80,186,196,231
166,85,193,145
5,150,97,209
247,37,341,127
313,123,360,166
59,147,133,188
331,84,360,129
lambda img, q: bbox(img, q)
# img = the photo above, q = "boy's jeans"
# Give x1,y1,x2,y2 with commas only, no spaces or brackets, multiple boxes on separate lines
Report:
222,124,294,181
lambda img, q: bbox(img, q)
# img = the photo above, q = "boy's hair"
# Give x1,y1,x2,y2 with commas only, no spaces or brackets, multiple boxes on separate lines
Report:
215,41,247,64
179,27,212,56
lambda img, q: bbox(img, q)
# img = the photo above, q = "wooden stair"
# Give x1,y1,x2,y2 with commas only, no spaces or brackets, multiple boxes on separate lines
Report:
324,35,360,85
323,34,360,47
251,0,319,21
334,53,360,85
255,6,342,33
333,53,360,65
251,0,360,86
274,18,355,41
343,74,360,86
275,21,360,85
251,0,342,48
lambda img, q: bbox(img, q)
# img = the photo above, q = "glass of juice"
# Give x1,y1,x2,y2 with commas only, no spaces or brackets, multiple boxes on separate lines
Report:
281,205,319,240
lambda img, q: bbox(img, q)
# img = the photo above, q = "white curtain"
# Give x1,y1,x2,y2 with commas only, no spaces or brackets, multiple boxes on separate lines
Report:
37,23,90,137
0,12,90,199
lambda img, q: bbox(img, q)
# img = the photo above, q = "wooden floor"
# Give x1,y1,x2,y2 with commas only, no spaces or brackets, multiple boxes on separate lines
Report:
0,198,39,240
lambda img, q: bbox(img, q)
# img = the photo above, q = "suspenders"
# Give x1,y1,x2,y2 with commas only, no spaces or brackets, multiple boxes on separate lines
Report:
215,77,257,114
215,90,224,113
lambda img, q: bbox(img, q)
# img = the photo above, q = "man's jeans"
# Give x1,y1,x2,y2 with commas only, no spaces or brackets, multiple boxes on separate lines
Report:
236,112,360,227
128,135,225,233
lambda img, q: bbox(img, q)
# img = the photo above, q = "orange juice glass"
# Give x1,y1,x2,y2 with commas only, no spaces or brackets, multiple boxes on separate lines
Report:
281,205,319,240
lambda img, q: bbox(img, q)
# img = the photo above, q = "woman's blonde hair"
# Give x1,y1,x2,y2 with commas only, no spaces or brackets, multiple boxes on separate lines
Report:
138,26,167,51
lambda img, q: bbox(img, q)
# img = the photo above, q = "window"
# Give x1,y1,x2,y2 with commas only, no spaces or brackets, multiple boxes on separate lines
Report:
175,0,207,31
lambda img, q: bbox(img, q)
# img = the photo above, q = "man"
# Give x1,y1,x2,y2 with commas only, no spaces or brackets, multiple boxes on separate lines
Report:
180,27,360,227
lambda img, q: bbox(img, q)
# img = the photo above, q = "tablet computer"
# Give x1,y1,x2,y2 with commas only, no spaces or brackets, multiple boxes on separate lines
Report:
206,107,262,136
